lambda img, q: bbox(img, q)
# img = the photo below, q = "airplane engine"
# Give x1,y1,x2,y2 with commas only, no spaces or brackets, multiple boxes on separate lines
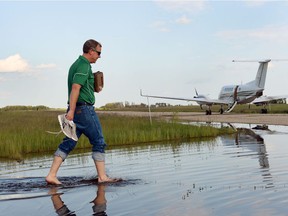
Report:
256,91,263,97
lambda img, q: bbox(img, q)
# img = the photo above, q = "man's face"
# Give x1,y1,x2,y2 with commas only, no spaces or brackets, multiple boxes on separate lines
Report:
89,45,102,63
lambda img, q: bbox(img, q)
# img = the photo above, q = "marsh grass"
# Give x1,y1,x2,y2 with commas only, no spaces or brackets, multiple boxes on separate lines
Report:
107,104,288,114
101,114,229,145
0,110,232,160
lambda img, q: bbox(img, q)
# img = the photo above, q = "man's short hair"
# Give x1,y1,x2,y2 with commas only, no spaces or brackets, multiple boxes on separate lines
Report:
83,39,102,53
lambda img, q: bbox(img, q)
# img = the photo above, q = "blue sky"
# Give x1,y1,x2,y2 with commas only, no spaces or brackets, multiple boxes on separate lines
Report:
1,0,288,108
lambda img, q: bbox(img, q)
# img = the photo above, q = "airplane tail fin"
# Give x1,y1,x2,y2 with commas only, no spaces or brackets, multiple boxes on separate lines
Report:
254,59,270,88
233,59,271,88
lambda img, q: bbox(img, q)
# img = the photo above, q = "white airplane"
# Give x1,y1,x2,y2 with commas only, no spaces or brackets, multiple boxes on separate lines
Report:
141,59,287,115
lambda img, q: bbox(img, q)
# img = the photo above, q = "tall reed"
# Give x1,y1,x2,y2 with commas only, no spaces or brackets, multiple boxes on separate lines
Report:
0,110,232,160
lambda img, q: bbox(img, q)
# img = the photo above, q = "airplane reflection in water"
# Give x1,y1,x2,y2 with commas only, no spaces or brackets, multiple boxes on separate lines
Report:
221,124,273,188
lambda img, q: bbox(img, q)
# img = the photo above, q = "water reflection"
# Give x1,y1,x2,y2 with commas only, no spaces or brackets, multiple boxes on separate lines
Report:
91,184,108,216
49,184,107,216
1,123,288,215
49,187,76,216
222,124,273,188
236,128,269,168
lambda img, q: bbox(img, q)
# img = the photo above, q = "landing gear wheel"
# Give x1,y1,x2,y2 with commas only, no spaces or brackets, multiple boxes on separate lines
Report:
219,108,224,114
206,110,212,115
261,108,268,114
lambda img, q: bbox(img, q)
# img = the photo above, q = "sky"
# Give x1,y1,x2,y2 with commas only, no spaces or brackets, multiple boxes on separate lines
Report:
1,0,288,108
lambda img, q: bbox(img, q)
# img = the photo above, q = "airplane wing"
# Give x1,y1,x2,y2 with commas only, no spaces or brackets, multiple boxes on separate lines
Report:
140,90,230,105
253,95,288,104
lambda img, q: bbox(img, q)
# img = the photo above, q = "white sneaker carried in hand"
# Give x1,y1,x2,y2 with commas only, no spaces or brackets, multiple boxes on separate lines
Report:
58,114,78,141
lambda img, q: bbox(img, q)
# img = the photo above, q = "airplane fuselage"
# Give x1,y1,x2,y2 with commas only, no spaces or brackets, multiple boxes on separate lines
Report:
218,84,263,104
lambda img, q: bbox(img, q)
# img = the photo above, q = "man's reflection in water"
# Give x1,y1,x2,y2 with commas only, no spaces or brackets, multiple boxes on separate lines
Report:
49,184,107,216
90,184,107,216
49,187,76,216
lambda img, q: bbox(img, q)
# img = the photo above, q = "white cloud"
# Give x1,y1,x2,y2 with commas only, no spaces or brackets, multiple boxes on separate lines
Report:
155,0,206,13
216,25,288,41
243,0,267,7
0,54,57,73
0,77,6,82
151,21,171,32
151,15,191,32
175,15,191,25
0,54,29,72
152,1,198,32
36,63,57,69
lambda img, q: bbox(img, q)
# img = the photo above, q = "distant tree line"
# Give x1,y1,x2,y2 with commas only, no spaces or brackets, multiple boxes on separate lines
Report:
0,105,50,111
100,101,192,109
2,99,285,112
273,99,286,104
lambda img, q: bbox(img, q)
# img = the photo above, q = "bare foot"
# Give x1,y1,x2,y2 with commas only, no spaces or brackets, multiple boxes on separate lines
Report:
46,175,62,185
98,177,122,184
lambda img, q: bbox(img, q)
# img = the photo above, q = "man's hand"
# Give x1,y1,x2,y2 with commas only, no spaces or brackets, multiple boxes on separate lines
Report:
66,110,74,121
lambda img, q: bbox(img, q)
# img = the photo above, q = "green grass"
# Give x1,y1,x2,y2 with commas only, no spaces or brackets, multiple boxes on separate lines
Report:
0,110,233,160
103,103,288,114
101,114,231,144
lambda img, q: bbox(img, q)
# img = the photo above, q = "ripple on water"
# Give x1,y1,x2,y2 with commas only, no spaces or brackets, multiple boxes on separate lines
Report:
1,125,288,215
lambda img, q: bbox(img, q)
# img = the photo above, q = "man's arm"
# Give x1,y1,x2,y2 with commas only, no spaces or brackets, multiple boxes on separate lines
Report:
66,83,81,121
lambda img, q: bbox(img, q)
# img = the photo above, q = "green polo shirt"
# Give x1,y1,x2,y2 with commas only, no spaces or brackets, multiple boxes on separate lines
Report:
67,55,95,105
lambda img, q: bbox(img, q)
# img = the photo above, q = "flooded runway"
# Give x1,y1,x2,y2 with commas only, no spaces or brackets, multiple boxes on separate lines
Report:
1,123,288,215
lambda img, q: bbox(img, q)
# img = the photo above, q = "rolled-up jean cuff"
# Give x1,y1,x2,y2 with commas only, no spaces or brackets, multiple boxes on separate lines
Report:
92,152,105,161
92,203,107,214
54,148,68,161
56,205,74,215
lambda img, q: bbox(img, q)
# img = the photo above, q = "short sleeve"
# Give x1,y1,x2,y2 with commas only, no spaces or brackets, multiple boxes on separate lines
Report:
72,64,90,86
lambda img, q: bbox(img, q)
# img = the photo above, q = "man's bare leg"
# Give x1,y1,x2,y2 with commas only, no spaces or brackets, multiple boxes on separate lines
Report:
94,160,121,183
92,184,107,205
46,156,63,185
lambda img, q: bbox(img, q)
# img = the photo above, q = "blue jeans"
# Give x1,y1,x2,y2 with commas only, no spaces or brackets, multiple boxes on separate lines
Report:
56,105,107,160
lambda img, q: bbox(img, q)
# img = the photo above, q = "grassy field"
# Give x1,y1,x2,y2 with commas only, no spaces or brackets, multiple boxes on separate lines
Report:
102,103,288,114
0,109,233,160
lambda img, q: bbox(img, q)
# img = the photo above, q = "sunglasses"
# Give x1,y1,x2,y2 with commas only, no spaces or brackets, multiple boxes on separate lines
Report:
91,48,101,56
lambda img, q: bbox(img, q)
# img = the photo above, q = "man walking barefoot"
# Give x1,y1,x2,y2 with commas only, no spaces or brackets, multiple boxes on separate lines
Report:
46,39,120,185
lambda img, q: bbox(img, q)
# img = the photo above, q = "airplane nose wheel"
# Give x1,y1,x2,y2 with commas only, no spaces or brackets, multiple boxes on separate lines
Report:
219,108,224,114
206,110,212,115
261,108,268,114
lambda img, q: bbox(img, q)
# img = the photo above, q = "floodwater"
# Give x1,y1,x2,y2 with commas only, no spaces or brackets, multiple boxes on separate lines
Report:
1,123,288,216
